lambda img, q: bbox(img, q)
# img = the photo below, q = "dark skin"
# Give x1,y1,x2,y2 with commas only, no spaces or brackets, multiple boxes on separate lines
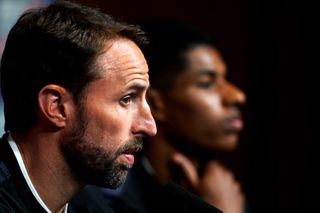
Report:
145,45,246,213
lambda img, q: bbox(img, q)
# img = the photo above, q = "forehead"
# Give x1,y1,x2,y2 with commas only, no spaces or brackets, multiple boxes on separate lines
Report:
185,45,226,75
94,38,149,81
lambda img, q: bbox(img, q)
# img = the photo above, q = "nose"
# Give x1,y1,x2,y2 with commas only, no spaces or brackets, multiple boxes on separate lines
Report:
221,81,246,106
132,100,157,137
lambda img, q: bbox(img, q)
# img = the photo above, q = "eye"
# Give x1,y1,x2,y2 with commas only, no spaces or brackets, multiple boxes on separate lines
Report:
120,95,132,105
197,81,214,89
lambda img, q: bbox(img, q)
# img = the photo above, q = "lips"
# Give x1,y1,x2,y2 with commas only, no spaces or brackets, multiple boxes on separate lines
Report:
225,109,244,132
123,154,135,164
228,117,243,131
121,145,143,165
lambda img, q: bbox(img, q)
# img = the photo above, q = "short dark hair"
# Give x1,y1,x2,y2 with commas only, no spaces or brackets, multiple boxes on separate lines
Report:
0,0,147,133
140,20,215,93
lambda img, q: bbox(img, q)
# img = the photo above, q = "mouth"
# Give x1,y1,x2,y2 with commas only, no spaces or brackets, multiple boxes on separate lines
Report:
121,145,143,165
225,115,243,132
230,117,243,130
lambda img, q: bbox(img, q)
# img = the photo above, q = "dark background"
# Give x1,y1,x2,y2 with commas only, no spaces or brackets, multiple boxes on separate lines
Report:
75,0,311,212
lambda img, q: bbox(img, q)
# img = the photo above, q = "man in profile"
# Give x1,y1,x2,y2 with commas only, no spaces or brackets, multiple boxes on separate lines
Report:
0,1,157,212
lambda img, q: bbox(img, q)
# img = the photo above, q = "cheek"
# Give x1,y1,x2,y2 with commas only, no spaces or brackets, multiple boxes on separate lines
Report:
84,105,130,149
185,91,223,121
198,94,223,119
176,93,225,136
189,96,222,133
166,92,221,132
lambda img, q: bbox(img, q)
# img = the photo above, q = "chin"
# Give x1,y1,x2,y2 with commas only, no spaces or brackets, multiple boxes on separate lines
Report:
213,135,239,151
224,136,239,150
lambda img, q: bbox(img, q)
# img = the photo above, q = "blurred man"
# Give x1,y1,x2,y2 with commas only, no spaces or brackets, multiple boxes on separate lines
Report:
0,1,156,212
112,20,248,213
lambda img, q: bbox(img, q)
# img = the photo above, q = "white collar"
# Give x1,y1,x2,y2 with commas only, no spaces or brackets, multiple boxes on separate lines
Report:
7,134,68,213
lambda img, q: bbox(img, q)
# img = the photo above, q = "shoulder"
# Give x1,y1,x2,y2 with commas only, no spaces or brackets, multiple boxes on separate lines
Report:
163,181,222,213
0,183,24,212
69,185,116,213
0,137,43,213
0,157,24,212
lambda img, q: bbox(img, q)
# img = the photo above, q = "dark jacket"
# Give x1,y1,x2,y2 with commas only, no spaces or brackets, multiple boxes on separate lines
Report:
0,134,114,213
110,158,222,213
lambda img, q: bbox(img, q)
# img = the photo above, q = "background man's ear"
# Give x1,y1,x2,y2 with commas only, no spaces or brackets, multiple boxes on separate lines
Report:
147,88,167,122
38,85,73,128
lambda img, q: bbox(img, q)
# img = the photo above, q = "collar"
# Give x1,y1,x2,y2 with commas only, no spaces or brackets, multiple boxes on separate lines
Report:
7,133,68,213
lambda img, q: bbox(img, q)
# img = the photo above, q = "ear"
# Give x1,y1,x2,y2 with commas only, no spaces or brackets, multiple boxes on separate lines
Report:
38,84,73,128
147,88,167,122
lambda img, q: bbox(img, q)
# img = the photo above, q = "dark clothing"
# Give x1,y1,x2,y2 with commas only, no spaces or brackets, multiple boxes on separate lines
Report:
0,136,46,213
69,186,115,213
110,159,222,213
0,135,114,213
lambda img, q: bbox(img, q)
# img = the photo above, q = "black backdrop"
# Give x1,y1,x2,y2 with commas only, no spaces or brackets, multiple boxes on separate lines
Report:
74,0,311,212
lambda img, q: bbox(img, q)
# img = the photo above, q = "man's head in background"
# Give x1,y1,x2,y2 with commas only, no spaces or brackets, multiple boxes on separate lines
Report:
143,20,246,157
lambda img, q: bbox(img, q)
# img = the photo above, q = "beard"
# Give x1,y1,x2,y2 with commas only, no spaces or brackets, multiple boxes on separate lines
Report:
60,107,143,189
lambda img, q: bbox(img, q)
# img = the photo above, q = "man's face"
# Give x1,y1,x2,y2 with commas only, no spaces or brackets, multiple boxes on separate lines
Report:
163,45,245,151
61,39,157,188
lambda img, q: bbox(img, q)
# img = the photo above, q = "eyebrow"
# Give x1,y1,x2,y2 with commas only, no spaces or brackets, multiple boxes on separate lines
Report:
196,69,217,78
126,82,150,91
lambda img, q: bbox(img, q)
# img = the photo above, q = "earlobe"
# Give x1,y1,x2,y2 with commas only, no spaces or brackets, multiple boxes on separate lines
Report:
147,89,166,122
38,85,71,128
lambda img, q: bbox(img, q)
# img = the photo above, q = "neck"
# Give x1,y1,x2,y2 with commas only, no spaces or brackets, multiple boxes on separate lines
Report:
11,130,81,212
144,128,203,184
144,130,175,184
144,129,234,184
